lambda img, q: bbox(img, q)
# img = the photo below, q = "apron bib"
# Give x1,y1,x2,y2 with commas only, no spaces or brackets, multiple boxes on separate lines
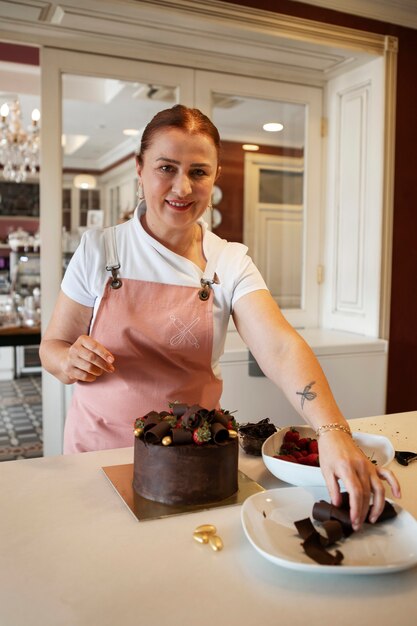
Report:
64,227,227,453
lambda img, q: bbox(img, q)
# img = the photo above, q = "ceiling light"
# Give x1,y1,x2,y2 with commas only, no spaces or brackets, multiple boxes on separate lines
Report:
73,174,97,190
263,122,284,132
123,128,140,137
242,144,260,151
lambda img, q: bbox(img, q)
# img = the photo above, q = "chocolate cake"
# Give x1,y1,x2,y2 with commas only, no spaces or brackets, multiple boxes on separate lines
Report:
132,404,239,505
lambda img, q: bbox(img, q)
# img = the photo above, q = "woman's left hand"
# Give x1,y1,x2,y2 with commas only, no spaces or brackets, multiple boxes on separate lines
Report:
317,431,401,531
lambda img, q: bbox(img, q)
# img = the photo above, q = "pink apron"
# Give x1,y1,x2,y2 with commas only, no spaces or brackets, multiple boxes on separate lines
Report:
64,226,226,453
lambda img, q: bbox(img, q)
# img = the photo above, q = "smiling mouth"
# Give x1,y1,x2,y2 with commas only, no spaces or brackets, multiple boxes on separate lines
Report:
165,199,193,210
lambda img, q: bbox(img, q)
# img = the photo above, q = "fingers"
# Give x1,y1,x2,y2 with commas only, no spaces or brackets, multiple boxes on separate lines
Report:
318,431,402,531
322,461,368,530
65,335,115,382
367,475,385,524
328,464,401,530
368,467,402,524
76,336,115,370
324,472,342,508
342,467,371,531
377,467,401,498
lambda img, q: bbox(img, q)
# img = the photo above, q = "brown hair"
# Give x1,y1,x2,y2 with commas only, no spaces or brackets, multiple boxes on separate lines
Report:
135,104,221,166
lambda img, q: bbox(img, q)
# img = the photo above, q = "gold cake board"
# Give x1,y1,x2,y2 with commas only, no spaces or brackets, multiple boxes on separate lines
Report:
102,464,265,522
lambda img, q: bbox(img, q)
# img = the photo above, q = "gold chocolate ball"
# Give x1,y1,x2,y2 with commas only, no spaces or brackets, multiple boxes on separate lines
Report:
134,427,143,438
162,436,172,446
193,532,209,544
194,524,216,535
209,535,223,551
228,430,238,438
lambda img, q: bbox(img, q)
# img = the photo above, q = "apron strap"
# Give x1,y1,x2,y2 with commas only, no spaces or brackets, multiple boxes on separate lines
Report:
104,226,229,298
104,226,122,289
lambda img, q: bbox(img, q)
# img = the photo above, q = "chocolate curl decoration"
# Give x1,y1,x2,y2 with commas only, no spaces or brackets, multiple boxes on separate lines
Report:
212,411,230,428
172,403,189,418
171,429,193,445
181,405,204,429
142,412,162,432
204,409,218,425
210,422,230,445
144,420,171,444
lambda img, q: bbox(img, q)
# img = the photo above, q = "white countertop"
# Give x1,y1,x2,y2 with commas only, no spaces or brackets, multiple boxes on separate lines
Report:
0,412,416,626
221,328,387,363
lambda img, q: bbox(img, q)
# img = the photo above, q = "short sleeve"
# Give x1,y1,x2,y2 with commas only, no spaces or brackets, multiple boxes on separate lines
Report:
215,241,268,310
61,229,107,307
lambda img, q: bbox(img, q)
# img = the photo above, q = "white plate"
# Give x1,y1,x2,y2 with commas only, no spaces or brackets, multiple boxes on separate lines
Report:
241,487,417,574
262,426,395,487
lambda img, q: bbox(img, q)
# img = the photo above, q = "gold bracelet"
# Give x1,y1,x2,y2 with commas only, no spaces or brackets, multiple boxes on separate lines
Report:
315,423,352,438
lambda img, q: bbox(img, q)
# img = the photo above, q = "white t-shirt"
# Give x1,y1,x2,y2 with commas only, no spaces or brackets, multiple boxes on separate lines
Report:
61,205,268,378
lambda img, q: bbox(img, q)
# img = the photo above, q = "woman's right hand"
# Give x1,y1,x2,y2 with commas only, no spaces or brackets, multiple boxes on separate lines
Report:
39,292,116,384
63,334,115,383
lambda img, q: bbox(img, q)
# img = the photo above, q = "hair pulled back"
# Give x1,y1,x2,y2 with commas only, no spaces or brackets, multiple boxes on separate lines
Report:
136,104,221,166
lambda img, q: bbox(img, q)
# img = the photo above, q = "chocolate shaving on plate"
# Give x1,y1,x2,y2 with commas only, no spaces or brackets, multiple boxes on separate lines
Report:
312,500,353,537
302,531,344,566
295,495,397,566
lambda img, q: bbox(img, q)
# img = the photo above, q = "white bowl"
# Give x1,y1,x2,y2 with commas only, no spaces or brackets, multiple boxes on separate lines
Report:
261,425,395,487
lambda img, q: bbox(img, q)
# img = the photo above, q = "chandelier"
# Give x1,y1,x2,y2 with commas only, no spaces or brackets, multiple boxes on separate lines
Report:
0,98,40,183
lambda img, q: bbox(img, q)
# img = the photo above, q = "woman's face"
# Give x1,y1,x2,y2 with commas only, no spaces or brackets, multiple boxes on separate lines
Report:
136,127,219,233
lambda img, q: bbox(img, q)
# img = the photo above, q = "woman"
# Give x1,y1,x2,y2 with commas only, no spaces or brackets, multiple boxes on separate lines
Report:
40,104,400,530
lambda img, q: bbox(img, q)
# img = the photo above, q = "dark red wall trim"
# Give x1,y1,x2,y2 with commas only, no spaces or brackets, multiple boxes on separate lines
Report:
0,42,39,65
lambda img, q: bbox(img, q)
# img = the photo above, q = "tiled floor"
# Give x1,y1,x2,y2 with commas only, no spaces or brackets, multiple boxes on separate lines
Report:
0,375,43,461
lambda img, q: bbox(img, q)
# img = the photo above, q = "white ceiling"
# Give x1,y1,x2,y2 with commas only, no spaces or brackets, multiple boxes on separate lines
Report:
0,61,307,172
290,0,417,30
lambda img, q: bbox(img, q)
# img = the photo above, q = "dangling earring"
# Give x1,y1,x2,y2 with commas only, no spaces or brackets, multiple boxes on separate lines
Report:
137,182,144,200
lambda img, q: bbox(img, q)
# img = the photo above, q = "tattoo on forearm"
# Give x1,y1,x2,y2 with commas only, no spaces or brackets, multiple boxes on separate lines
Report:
296,381,317,409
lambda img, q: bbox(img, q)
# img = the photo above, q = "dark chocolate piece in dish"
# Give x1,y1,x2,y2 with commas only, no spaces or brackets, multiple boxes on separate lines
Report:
295,495,397,565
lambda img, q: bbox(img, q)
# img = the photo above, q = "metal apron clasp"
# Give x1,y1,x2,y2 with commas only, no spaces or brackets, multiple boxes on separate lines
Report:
106,264,122,289
198,278,214,301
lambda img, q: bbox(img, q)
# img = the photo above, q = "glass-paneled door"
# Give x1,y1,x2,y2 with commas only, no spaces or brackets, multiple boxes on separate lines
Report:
195,71,322,329
40,48,194,455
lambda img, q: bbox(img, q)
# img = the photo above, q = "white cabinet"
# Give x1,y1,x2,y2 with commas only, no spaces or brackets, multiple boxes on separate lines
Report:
0,347,14,380
220,328,387,426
